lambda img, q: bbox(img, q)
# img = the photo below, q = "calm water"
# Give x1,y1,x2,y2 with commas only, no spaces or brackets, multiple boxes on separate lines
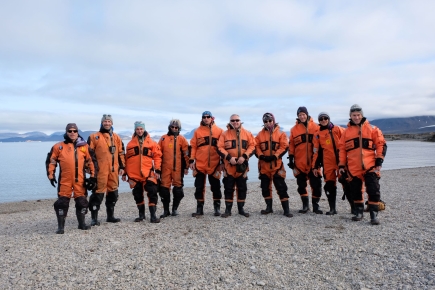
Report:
0,140,434,203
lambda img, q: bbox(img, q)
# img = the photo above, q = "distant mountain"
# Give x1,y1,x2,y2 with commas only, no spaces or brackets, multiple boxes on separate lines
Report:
183,128,196,139
1,116,433,142
370,115,435,134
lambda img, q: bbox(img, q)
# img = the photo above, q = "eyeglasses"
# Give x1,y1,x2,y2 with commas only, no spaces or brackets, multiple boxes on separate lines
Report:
350,108,362,112
230,119,240,122
67,130,78,133
318,117,329,121
202,116,211,119
264,120,273,123
171,126,179,129
103,114,112,117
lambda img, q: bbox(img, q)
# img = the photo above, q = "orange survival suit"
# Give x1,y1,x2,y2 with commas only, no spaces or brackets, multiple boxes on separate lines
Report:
124,131,162,222
190,121,224,204
338,118,387,213
158,131,189,216
87,128,125,222
46,136,96,225
218,123,256,217
288,116,322,212
312,122,348,214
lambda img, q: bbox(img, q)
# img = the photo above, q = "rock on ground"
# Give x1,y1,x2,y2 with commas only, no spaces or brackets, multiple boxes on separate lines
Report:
0,167,434,289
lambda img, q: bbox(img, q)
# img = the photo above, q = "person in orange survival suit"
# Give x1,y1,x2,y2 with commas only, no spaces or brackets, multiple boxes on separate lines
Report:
338,104,387,225
255,113,293,217
46,123,97,234
288,106,323,214
218,114,256,218
312,112,350,215
122,121,162,223
189,111,224,217
158,119,190,218
87,114,126,225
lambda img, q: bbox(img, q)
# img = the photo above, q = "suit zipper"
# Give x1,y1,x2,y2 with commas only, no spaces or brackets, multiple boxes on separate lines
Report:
306,126,310,167
269,130,273,169
74,146,78,182
208,127,212,167
329,128,339,166
139,137,143,177
359,125,365,170
110,135,115,172
173,136,177,171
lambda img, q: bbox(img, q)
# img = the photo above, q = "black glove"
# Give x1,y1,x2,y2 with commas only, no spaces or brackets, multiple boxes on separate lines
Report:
49,178,57,188
287,155,295,169
375,158,383,167
86,177,97,190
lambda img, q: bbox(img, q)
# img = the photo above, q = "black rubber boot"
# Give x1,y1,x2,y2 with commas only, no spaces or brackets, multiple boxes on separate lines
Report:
261,199,273,215
160,201,171,218
135,204,146,222
344,190,355,214
325,191,337,215
90,210,100,226
56,214,65,234
149,206,160,223
221,202,233,218
352,204,364,221
281,200,293,217
76,208,91,230
192,201,204,217
298,196,309,213
237,202,249,217
369,204,380,225
350,203,356,215
312,197,323,214
213,200,221,216
106,205,121,223
171,199,181,216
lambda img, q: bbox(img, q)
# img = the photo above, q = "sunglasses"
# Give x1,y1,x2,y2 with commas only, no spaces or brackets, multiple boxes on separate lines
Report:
230,119,240,122
202,116,211,119
264,120,273,123
171,126,179,129
318,117,329,121
67,130,78,133
350,108,362,112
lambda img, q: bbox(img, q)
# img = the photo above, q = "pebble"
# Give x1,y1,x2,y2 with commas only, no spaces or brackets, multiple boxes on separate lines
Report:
0,167,433,289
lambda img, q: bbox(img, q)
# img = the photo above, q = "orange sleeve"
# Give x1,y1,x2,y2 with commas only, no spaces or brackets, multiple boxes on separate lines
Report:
275,131,289,159
254,133,263,157
288,128,295,156
190,130,198,161
152,141,163,171
338,131,347,167
244,132,256,158
84,146,96,178
181,137,190,168
47,144,60,180
373,127,387,160
217,132,229,160
311,130,320,169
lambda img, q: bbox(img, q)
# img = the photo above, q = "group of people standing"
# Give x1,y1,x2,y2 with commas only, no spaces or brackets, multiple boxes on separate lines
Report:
46,104,387,234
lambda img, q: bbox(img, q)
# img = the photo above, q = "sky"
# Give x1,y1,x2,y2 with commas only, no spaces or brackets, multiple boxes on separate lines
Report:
1,0,434,134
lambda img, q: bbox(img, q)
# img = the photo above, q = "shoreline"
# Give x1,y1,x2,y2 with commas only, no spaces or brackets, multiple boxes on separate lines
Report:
0,165,433,206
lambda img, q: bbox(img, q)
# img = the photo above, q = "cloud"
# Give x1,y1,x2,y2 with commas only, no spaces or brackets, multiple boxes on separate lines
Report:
0,0,435,133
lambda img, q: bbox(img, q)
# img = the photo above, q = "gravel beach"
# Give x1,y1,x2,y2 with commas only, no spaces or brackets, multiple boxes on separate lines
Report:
1,167,434,289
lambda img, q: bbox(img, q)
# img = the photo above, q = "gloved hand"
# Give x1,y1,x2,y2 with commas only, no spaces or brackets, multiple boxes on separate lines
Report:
50,178,57,188
287,155,295,169
86,177,97,190
375,158,383,167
